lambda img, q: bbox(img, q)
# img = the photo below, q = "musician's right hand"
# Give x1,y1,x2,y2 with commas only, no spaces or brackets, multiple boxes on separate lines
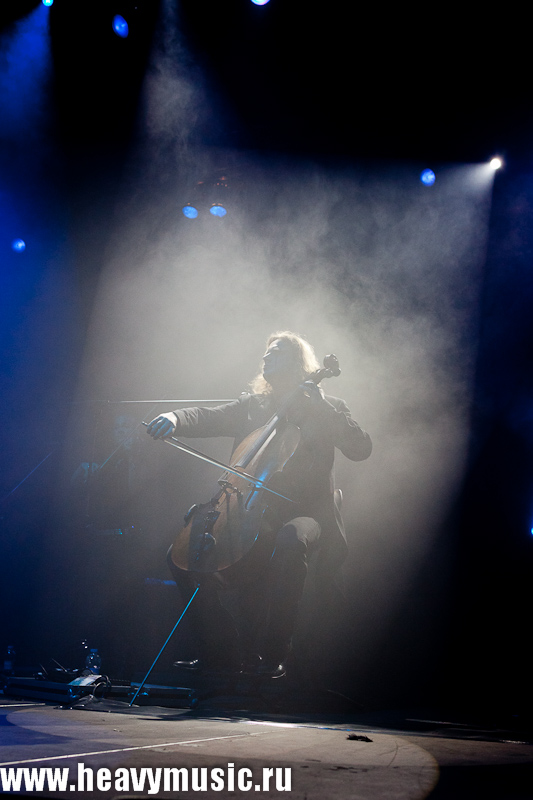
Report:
146,412,178,439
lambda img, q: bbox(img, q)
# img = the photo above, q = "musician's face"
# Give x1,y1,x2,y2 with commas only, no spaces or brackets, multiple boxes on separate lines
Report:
262,339,298,386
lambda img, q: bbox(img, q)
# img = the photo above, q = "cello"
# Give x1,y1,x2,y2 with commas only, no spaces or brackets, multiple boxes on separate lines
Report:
150,354,342,578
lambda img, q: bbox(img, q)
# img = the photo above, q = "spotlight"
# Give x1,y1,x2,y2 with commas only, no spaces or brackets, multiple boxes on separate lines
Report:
420,169,436,186
112,15,129,38
209,204,227,218
182,205,199,219
11,239,26,252
490,156,503,171
251,0,271,4
42,0,54,5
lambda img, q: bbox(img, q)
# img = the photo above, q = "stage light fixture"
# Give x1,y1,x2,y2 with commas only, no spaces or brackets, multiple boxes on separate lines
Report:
11,239,26,252
490,157,503,171
420,169,436,186
251,0,271,4
182,205,199,219
112,14,129,38
42,0,54,6
210,204,227,218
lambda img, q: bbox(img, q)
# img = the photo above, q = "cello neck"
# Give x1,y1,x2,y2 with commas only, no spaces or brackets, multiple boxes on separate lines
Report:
232,354,341,470
232,409,282,469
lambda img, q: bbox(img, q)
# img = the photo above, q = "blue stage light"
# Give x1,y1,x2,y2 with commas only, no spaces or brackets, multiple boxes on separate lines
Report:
210,204,227,218
42,0,54,6
420,169,436,186
251,0,271,4
112,15,129,38
182,205,199,219
11,239,26,252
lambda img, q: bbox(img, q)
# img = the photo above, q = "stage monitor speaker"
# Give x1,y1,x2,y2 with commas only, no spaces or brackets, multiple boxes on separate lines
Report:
3,674,106,704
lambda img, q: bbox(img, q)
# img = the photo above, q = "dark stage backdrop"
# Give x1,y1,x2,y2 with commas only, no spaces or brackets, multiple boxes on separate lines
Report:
1,1,532,714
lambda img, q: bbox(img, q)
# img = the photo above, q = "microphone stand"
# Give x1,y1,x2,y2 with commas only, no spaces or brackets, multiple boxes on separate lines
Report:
0,449,57,506
129,585,200,707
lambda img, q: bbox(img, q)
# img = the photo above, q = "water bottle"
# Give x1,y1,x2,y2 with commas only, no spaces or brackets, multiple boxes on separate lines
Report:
85,648,102,674
3,645,15,674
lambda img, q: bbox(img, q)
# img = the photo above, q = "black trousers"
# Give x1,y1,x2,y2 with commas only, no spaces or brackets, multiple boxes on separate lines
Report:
168,516,321,667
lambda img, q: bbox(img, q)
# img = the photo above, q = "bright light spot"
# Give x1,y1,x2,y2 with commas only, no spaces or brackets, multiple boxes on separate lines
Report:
182,205,198,219
112,15,129,38
11,239,26,252
210,204,227,217
42,0,54,6
420,169,436,186
251,0,271,4
490,157,503,171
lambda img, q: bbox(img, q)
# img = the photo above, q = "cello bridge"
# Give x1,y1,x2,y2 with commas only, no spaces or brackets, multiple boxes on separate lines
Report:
218,479,241,497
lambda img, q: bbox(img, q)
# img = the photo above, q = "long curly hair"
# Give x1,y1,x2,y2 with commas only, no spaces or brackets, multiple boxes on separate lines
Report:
249,330,321,395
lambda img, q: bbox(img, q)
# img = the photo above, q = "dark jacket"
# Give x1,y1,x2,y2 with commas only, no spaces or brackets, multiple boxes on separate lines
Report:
173,391,371,576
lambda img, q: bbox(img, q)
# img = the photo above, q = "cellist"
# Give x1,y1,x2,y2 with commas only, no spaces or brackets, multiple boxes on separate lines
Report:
146,331,372,677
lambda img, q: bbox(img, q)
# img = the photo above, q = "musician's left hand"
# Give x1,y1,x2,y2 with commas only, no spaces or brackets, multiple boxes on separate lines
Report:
300,381,330,409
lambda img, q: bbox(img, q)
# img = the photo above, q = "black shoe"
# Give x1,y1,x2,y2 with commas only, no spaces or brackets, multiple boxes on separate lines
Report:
256,661,286,679
172,659,203,671
173,659,241,674
241,653,263,674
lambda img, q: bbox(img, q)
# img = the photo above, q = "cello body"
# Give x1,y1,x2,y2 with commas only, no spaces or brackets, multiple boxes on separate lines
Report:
170,421,300,574
168,354,341,577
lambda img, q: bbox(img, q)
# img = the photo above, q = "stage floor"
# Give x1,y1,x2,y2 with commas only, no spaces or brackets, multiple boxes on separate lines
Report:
1,693,533,799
